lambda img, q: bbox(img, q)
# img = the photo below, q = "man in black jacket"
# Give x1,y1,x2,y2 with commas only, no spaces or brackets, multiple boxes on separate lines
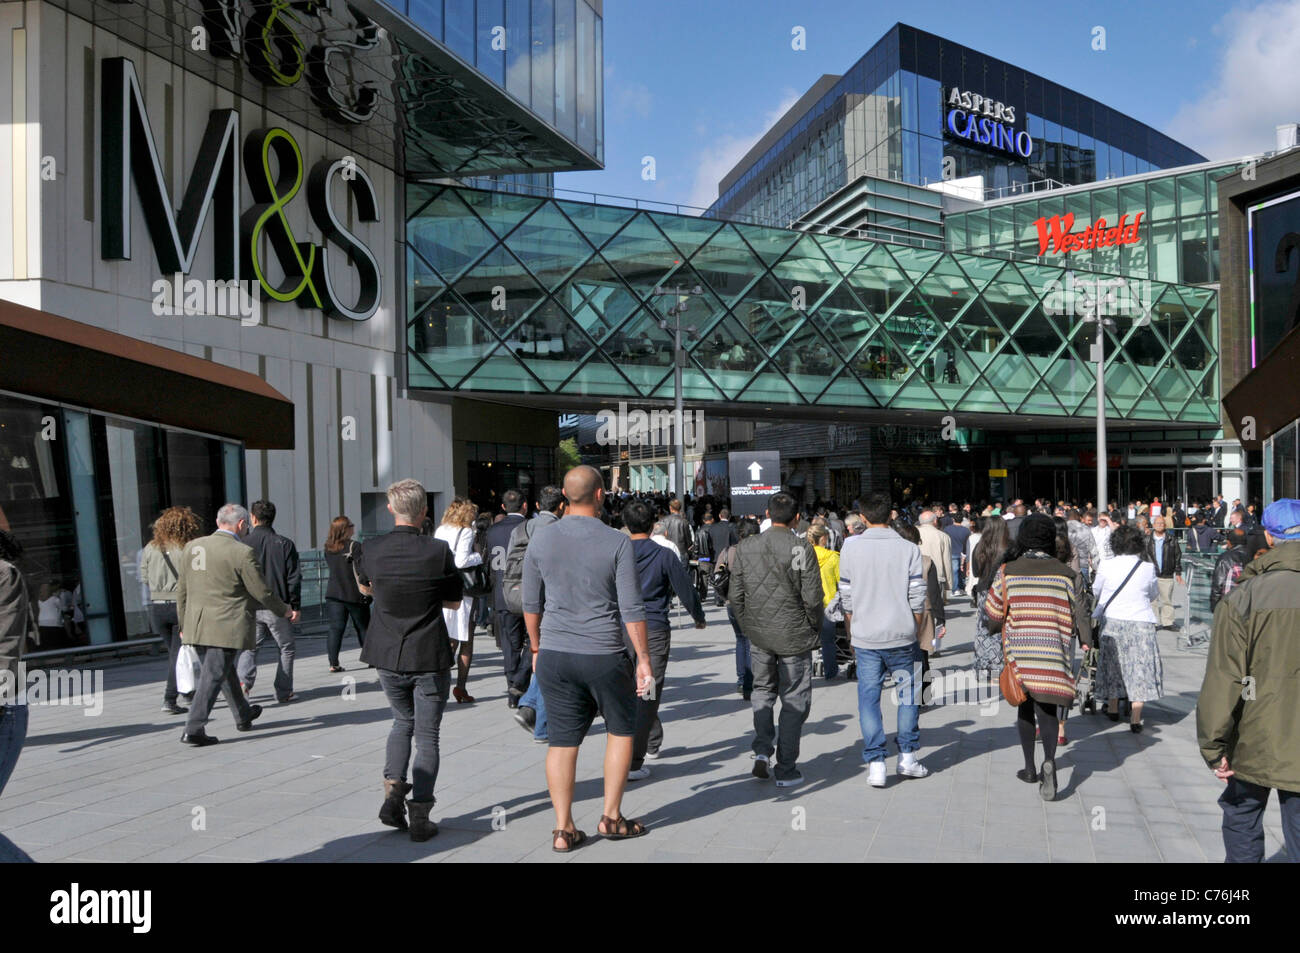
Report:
704,507,739,557
731,492,823,788
355,479,463,841
485,490,529,708
1210,528,1250,614
660,498,693,565
1145,516,1183,629
236,500,301,703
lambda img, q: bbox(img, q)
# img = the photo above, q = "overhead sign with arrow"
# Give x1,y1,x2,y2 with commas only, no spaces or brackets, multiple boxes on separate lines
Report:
728,451,781,517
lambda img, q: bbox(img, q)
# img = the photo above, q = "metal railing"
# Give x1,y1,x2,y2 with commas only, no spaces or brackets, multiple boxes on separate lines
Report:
982,177,1069,202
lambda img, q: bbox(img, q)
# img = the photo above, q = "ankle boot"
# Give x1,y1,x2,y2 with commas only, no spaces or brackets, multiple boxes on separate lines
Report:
406,799,438,842
379,779,411,830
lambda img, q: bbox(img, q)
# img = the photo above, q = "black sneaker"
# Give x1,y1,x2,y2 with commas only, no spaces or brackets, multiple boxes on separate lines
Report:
1039,760,1057,801
514,706,536,731
751,755,770,780
181,731,219,747
236,704,264,731
162,701,188,715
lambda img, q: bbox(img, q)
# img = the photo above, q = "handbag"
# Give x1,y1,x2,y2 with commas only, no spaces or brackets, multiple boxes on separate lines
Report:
995,573,1028,705
346,541,373,606
824,589,844,623
176,644,201,695
457,528,493,598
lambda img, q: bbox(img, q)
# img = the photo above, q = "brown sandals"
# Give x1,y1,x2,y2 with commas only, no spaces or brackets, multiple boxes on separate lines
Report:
598,814,648,840
551,828,588,853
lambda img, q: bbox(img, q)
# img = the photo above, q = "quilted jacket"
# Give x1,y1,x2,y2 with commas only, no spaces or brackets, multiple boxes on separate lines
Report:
730,526,822,656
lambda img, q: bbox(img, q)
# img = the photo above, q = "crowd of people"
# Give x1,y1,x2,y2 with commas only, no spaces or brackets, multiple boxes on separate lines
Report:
0,476,1296,863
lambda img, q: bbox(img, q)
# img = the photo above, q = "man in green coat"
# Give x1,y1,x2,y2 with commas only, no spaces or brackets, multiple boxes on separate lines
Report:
179,504,298,746
1196,498,1300,862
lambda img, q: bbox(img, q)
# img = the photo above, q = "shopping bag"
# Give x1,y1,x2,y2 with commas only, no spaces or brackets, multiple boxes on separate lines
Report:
176,644,200,695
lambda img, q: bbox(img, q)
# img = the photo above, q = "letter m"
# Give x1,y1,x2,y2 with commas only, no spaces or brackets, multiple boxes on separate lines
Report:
101,57,240,281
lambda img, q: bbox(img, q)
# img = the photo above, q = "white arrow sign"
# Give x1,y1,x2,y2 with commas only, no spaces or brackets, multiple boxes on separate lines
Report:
747,461,763,481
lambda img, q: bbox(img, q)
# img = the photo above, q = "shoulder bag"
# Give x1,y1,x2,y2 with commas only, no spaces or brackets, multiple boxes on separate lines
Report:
1089,558,1142,639
457,527,493,598
346,540,373,605
996,572,1028,706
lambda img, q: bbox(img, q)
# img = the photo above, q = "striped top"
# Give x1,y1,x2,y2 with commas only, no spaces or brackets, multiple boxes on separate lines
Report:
983,554,1088,705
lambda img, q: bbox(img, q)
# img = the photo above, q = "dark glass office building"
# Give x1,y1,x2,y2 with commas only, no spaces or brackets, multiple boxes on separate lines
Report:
708,23,1207,227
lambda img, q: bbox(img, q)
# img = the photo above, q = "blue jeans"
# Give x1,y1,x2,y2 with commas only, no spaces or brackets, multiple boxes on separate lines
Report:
0,704,34,862
819,615,839,678
854,644,923,763
519,667,548,740
951,556,964,592
728,607,752,689
377,670,450,802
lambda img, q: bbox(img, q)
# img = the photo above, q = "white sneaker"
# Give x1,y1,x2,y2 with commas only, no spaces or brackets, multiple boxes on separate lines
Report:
868,761,887,787
897,753,930,778
627,766,651,781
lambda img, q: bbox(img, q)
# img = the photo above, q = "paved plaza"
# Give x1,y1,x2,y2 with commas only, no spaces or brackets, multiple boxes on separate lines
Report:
1,586,1290,863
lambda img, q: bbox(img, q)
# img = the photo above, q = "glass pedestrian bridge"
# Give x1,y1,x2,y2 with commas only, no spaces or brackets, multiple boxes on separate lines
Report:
407,185,1218,423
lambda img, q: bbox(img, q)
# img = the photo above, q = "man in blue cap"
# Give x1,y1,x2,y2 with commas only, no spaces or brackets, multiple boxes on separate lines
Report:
1197,498,1300,862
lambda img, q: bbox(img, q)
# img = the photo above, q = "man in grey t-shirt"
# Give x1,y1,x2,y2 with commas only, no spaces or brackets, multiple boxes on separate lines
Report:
522,466,652,852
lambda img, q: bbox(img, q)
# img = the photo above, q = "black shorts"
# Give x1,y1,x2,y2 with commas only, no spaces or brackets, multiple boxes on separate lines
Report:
536,649,636,747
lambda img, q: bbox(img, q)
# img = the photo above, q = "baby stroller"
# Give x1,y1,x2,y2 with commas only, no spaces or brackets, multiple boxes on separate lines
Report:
1075,643,1131,718
811,621,856,680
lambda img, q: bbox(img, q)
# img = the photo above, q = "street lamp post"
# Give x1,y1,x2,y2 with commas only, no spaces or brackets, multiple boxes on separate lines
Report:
653,284,703,501
1075,269,1117,510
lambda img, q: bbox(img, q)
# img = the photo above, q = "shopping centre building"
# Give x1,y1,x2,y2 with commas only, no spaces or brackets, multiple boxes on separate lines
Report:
1,8,1287,644
1,0,601,642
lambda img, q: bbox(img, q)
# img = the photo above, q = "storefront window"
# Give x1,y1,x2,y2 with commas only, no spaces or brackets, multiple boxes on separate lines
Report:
0,393,80,651
104,420,165,638
1268,420,1299,504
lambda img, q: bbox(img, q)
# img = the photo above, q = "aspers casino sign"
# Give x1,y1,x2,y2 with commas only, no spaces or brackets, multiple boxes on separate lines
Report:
100,57,382,322
945,87,1033,159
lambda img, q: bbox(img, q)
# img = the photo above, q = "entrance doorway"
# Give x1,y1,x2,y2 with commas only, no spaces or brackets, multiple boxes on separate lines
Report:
1183,469,1214,507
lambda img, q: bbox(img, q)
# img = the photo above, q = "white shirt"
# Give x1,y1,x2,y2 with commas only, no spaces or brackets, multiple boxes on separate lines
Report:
650,533,680,557
38,596,64,627
434,524,482,569
1092,554,1158,624
760,518,772,532
1091,524,1114,562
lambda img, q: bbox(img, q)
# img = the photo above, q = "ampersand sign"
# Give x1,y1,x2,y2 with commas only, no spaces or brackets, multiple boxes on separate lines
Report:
241,127,322,308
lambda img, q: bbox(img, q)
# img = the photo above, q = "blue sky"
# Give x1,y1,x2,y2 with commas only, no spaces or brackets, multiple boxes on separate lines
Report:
558,0,1300,209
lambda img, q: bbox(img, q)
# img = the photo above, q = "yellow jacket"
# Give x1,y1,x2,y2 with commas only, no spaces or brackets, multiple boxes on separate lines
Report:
815,546,839,608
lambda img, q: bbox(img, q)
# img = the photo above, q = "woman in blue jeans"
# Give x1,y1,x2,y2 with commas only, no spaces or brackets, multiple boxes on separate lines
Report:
716,519,759,699
0,527,36,861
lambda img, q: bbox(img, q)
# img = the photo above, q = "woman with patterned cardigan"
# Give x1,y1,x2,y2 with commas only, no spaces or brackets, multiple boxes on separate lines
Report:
984,514,1092,801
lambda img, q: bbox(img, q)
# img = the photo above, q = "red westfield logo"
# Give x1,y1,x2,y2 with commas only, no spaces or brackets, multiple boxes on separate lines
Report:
1034,212,1145,256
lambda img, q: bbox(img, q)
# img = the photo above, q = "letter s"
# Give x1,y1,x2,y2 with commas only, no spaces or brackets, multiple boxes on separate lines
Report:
979,118,994,144
307,157,382,322
1004,105,1016,123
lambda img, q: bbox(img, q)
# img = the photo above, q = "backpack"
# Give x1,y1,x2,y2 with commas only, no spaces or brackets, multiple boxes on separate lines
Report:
502,518,545,615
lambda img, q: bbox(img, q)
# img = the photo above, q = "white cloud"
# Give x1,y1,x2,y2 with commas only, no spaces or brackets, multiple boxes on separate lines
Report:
685,90,802,211
614,81,653,120
1166,0,1300,160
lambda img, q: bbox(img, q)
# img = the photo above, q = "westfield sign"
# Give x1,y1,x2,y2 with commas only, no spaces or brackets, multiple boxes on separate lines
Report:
1034,212,1145,257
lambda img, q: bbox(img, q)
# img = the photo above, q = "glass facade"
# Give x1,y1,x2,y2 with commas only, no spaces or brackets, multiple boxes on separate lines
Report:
1264,418,1299,505
0,390,245,646
946,163,1239,285
407,185,1219,423
709,24,1205,227
386,0,603,161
